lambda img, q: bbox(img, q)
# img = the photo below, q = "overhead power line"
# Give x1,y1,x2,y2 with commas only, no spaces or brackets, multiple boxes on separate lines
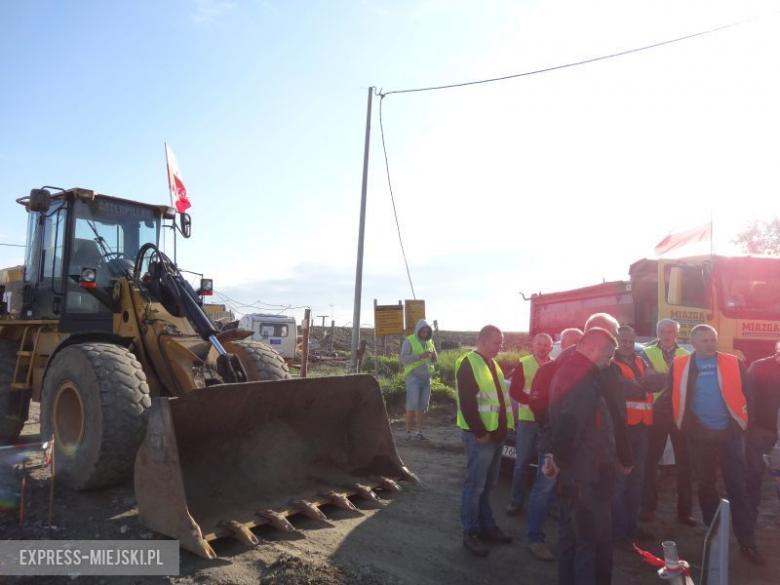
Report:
379,11,778,97
378,94,416,300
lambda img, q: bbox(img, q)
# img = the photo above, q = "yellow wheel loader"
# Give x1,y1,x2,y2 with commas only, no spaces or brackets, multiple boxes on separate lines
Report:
0,187,416,558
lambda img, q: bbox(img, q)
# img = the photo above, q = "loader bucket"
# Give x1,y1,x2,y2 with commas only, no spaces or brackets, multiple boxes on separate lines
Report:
134,374,415,558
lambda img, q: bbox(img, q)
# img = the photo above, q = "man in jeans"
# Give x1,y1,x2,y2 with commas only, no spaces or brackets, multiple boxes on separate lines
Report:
456,325,514,557
507,333,553,516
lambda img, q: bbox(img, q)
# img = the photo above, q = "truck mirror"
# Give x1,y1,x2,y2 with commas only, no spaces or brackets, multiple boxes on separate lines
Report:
29,189,51,212
180,213,192,238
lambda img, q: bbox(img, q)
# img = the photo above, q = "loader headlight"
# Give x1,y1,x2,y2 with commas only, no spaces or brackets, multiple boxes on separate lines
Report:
200,278,214,296
80,268,97,289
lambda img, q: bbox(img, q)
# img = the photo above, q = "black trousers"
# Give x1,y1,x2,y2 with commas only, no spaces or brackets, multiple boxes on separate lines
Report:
558,469,614,585
641,418,692,516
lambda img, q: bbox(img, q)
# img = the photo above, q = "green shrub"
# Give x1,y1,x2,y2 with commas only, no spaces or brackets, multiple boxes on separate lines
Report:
378,372,457,414
496,350,527,375
435,348,470,386
361,354,402,376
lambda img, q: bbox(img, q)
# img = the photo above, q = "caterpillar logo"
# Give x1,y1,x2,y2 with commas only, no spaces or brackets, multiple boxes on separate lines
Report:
741,322,780,337
670,310,705,321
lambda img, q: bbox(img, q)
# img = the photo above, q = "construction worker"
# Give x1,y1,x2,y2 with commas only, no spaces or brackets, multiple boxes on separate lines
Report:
507,333,553,515
545,328,620,585
746,338,780,526
400,319,437,440
655,324,765,566
640,319,695,526
507,333,556,561
456,325,514,557
610,325,660,550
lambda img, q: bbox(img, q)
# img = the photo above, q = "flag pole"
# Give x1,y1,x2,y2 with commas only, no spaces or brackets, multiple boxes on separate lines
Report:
164,142,178,266
710,209,714,257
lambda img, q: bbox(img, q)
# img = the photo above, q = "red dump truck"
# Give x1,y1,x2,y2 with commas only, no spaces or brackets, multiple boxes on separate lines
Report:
527,255,780,363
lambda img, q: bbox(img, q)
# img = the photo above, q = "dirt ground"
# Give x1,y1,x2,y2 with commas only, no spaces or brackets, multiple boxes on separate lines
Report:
2,404,779,585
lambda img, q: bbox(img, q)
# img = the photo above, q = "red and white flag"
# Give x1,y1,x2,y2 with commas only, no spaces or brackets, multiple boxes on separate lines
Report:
165,143,191,214
654,222,712,256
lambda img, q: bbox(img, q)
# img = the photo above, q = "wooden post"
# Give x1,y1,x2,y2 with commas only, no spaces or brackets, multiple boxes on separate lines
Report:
397,300,403,358
358,339,368,372
301,308,311,378
329,320,335,353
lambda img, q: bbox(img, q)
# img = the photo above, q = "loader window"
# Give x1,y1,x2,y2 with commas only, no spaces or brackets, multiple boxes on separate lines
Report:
65,198,161,314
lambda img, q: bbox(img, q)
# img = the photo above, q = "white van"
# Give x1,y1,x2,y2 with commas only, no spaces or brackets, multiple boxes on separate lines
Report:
238,313,297,359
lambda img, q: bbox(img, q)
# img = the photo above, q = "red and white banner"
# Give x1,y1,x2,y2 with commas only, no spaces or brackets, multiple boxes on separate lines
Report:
165,143,191,214
654,222,712,256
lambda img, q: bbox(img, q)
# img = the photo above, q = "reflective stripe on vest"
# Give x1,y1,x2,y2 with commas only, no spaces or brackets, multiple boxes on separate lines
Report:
404,334,435,377
517,354,543,422
613,356,653,426
671,352,748,431
643,344,689,401
456,352,515,432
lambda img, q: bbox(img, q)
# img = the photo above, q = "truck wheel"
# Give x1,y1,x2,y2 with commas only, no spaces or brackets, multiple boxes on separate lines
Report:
227,340,291,381
0,339,24,444
41,343,151,490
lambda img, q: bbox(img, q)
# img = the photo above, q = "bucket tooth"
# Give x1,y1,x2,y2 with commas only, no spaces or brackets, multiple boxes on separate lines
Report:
224,520,259,546
375,476,403,492
352,483,382,503
292,500,327,521
256,509,296,532
323,491,359,511
400,466,421,484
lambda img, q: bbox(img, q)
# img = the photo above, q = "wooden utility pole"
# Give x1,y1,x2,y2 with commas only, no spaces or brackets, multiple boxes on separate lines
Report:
301,308,311,378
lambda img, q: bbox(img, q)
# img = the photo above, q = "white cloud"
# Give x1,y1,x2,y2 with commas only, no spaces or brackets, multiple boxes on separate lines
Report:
191,0,235,24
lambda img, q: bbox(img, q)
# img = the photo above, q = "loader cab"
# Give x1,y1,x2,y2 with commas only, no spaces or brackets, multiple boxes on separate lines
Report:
20,188,165,332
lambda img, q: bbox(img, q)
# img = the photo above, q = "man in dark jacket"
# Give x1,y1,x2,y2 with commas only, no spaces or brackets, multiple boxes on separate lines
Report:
746,339,780,524
655,324,764,566
546,327,619,585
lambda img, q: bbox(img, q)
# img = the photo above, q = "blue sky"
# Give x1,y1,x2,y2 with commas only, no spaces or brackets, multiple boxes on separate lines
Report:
2,1,780,331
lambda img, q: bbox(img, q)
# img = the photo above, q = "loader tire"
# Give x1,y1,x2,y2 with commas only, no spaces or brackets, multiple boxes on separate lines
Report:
0,339,24,444
41,343,151,490
228,340,291,381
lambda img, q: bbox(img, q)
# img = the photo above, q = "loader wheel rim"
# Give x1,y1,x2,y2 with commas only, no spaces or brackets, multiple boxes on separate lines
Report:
53,382,85,458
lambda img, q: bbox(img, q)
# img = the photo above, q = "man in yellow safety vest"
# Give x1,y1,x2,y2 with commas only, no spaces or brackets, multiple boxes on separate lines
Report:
456,325,514,557
400,319,438,440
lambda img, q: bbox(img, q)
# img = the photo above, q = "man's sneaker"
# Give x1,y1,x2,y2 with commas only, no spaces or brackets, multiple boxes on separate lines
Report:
463,532,488,557
506,501,524,516
479,526,513,544
415,431,429,441
404,431,412,441
740,546,767,566
529,542,555,561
